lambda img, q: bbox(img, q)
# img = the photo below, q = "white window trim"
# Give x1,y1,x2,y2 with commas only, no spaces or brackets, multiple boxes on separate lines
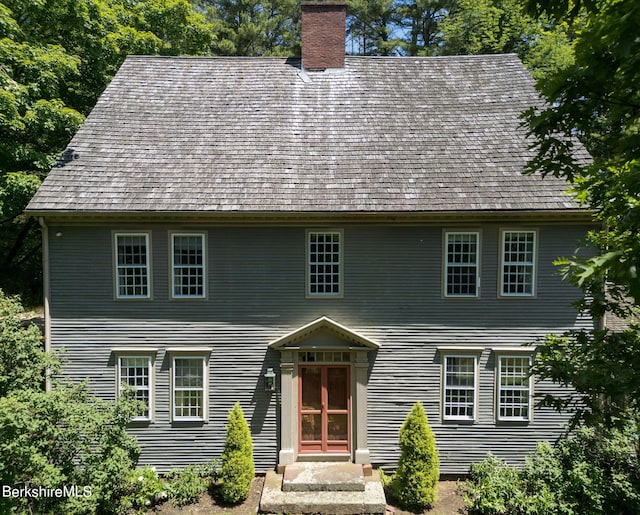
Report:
442,353,480,422
495,353,533,422
113,232,152,300
499,229,537,298
170,232,207,299
443,230,481,298
306,229,344,298
115,352,155,422
170,353,209,423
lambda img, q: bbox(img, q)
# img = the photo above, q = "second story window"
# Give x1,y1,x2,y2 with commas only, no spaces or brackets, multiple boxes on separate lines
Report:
171,233,206,299
307,231,342,297
115,233,150,299
444,232,479,297
501,230,536,297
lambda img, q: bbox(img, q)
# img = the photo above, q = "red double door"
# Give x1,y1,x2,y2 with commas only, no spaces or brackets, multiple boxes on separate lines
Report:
299,366,350,453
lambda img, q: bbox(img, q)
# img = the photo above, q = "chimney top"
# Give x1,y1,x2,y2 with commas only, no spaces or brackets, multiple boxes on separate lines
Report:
301,2,347,71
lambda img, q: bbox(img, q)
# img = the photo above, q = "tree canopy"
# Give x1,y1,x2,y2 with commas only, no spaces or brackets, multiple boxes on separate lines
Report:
524,0,640,426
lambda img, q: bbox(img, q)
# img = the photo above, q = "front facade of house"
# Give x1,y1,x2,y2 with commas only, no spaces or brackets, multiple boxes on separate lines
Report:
27,3,593,475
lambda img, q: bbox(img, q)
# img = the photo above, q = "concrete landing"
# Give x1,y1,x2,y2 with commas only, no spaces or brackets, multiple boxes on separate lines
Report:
260,463,386,514
283,461,365,492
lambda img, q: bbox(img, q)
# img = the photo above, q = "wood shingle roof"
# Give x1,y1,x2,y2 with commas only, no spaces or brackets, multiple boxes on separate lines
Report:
27,54,587,216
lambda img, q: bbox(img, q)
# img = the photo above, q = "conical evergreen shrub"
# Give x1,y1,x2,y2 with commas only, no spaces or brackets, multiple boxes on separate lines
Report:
219,401,254,504
393,401,440,511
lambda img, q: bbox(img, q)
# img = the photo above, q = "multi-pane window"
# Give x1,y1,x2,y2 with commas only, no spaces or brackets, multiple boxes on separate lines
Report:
172,234,205,298
308,231,341,296
118,356,152,420
445,232,479,297
498,355,531,421
115,233,150,298
172,356,206,421
443,355,477,420
501,230,536,296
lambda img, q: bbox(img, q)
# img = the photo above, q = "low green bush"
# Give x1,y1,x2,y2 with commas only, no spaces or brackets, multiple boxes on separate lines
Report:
219,401,254,504
119,465,166,513
167,465,209,507
463,420,640,515
393,401,440,511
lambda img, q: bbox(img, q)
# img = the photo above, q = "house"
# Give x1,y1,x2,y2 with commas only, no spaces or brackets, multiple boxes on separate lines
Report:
26,2,593,475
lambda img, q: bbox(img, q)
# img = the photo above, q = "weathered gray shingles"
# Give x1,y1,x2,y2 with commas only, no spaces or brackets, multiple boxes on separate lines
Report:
28,54,586,213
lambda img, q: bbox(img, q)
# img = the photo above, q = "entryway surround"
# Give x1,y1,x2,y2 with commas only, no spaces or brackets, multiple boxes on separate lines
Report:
268,317,380,468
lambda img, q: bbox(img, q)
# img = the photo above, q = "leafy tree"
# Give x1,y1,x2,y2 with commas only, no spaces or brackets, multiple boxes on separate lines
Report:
347,0,400,55
523,0,640,425
393,401,439,511
219,401,254,504
0,0,214,302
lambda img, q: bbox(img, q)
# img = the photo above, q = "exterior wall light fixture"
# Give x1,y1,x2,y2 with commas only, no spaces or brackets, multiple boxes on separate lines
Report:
264,367,276,392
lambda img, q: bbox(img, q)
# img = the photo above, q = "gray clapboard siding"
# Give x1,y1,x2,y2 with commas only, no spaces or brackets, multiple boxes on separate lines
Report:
47,222,592,473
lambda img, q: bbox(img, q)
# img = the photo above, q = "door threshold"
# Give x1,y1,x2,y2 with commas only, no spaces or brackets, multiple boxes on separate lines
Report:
296,453,351,462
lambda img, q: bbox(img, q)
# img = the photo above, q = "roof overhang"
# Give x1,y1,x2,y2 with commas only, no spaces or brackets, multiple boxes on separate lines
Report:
269,316,380,350
31,208,595,225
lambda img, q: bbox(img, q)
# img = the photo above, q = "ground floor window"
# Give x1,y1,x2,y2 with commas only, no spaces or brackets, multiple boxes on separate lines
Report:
443,354,477,421
172,355,207,421
117,355,153,421
497,355,532,421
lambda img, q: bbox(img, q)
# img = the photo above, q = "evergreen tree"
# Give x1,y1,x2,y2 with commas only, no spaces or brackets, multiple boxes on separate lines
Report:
393,402,440,511
219,401,255,504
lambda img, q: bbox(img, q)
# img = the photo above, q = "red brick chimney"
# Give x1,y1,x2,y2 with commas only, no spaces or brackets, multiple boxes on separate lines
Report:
301,2,347,71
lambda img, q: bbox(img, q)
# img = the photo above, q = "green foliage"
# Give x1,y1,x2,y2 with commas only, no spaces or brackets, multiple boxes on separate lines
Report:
0,382,141,514
0,289,58,396
393,402,439,511
166,465,209,507
523,0,640,426
464,420,640,514
119,465,167,513
219,401,254,504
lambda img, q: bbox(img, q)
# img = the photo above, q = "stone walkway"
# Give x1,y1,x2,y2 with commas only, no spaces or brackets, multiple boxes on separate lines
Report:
260,462,386,514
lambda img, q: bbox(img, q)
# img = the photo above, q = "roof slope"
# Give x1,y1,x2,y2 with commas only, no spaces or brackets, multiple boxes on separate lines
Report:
27,54,586,215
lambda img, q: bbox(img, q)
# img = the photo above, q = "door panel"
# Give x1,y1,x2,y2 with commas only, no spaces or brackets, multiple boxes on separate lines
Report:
299,365,350,453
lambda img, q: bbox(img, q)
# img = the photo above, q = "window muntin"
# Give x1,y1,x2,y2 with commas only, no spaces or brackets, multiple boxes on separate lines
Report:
171,233,205,298
501,230,536,296
115,233,150,298
118,355,152,420
498,355,531,421
445,232,479,297
443,355,477,420
172,356,206,421
308,231,342,296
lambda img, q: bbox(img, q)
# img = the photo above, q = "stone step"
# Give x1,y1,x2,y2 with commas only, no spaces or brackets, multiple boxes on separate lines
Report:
260,469,386,515
283,461,365,492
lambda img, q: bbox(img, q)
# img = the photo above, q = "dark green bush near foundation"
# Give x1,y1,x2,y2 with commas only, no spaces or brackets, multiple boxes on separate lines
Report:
464,419,640,514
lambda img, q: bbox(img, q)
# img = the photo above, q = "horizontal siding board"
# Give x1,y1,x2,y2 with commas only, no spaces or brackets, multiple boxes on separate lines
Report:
47,222,592,474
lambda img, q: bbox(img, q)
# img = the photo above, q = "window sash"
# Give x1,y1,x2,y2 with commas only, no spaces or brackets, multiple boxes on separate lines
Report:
118,355,152,420
172,357,206,420
445,232,479,297
115,233,150,298
308,231,341,296
501,231,536,296
171,233,205,298
498,356,531,421
443,355,477,420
